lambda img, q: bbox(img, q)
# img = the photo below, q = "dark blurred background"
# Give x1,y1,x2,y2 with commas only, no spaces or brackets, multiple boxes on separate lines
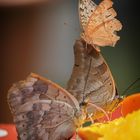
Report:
0,0,140,123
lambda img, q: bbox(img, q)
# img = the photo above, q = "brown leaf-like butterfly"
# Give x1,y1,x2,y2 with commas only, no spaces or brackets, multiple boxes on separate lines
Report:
79,0,122,51
67,39,120,119
8,73,84,140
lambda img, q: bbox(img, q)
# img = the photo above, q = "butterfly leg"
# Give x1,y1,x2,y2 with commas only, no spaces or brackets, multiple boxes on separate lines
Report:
87,113,94,124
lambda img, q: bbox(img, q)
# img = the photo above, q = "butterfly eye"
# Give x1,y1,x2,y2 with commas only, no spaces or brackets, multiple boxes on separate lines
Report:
64,96,66,99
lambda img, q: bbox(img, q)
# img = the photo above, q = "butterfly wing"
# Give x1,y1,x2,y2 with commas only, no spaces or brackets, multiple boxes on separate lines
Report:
83,0,122,48
79,0,97,30
8,73,80,140
67,39,117,114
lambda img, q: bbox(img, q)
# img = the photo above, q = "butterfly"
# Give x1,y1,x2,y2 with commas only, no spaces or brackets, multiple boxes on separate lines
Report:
67,39,120,119
7,73,86,140
79,0,122,51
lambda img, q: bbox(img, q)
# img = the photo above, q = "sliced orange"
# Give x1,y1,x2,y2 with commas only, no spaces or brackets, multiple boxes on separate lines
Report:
121,93,140,117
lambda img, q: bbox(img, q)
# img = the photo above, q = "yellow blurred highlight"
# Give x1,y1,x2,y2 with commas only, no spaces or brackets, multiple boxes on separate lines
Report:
78,109,140,140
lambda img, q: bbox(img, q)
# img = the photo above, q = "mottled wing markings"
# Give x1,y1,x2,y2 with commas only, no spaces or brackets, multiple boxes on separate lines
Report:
8,73,81,140
79,0,97,30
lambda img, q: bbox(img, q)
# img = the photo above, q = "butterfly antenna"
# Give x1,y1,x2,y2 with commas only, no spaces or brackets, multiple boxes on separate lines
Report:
88,102,110,121
122,78,140,96
81,42,92,103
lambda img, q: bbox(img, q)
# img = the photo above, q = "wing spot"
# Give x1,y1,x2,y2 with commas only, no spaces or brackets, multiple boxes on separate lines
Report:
75,64,79,67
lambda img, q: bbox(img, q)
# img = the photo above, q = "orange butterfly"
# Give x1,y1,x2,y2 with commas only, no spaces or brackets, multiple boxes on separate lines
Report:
79,0,122,51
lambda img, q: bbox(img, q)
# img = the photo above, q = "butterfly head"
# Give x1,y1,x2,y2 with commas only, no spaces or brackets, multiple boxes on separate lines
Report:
73,106,88,128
